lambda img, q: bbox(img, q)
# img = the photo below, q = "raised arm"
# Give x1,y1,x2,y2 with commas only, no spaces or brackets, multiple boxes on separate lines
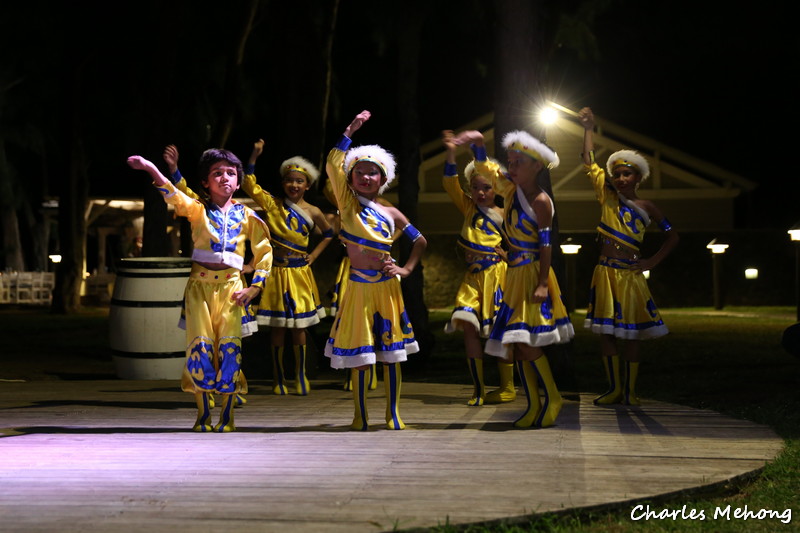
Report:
579,107,595,165
249,139,264,167
344,110,371,138
127,156,169,186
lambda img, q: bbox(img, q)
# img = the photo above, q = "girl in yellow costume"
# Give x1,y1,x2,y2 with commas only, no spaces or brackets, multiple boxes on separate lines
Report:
579,107,678,406
454,129,574,429
325,110,427,431
243,140,334,396
322,181,379,392
440,130,513,407
126,149,272,433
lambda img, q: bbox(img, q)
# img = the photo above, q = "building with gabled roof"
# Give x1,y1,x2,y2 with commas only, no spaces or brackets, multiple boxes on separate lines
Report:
397,112,756,235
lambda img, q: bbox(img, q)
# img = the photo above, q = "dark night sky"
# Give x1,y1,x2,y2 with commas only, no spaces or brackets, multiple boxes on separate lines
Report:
2,0,798,230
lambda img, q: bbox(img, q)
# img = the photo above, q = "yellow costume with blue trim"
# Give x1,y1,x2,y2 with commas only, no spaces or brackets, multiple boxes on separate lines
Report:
168,173,258,336
242,168,326,328
155,180,272,396
584,161,668,339
473,155,574,357
442,165,506,338
323,136,419,369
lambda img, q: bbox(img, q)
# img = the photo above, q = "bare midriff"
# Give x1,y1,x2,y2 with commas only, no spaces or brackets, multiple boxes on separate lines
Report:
346,242,390,270
600,237,639,261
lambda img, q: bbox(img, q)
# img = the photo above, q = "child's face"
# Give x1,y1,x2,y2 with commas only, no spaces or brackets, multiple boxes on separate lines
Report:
282,170,310,201
470,174,495,207
202,161,240,199
610,166,642,193
349,161,386,197
506,151,541,187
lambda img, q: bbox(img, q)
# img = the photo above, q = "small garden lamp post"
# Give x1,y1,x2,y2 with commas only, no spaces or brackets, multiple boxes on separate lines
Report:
789,223,800,321
707,238,729,310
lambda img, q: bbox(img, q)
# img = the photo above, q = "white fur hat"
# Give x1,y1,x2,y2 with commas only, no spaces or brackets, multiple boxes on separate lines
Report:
502,130,560,169
279,156,320,184
606,150,650,181
344,144,397,194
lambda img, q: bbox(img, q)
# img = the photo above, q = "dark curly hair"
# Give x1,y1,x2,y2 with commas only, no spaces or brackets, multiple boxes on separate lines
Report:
197,148,243,187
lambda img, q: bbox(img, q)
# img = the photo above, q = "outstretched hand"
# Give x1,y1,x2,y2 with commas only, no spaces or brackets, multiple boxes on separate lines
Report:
163,145,179,175
250,139,265,165
441,130,457,152
452,130,484,146
344,110,371,137
578,107,595,130
127,155,152,171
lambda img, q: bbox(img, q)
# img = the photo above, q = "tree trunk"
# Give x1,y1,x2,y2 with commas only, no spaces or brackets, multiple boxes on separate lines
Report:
318,0,340,172
395,3,431,361
0,142,25,271
52,92,88,314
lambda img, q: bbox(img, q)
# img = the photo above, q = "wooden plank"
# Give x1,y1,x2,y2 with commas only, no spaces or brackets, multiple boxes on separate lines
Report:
0,380,783,532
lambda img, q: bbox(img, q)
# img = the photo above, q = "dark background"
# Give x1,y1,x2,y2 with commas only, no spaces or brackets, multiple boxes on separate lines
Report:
2,0,797,230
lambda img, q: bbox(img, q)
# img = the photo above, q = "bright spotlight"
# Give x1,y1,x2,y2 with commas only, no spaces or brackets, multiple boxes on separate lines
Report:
539,107,558,125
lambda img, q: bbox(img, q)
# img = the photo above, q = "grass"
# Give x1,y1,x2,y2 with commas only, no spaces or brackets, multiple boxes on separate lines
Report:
2,305,798,531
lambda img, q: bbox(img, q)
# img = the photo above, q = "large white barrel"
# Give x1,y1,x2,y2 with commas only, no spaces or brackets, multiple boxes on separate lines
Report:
109,257,192,379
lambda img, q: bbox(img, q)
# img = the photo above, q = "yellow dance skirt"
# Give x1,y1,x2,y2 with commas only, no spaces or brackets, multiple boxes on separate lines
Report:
485,253,574,357
324,268,419,368
584,256,668,340
445,256,506,338
256,256,325,328
329,256,350,317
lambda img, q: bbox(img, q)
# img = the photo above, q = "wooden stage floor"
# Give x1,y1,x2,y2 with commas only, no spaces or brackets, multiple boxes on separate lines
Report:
0,379,784,532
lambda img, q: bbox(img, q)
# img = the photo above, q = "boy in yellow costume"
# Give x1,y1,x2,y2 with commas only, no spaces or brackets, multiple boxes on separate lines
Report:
325,110,427,430
440,130,513,407
454,129,574,428
579,107,678,406
126,149,272,432
243,140,334,396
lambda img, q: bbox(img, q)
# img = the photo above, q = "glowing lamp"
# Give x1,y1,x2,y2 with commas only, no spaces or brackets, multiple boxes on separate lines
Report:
560,238,581,255
788,222,800,241
706,238,729,254
745,268,758,280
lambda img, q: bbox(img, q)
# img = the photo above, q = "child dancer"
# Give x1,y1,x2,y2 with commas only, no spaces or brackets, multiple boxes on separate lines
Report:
243,140,334,396
454,129,574,428
440,130,513,406
126,150,272,432
322,180,379,392
325,110,426,430
579,107,678,405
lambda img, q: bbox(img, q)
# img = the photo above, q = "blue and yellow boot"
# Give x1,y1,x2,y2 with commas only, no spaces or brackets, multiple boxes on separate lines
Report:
293,344,310,396
466,358,485,406
214,393,236,432
272,346,288,395
623,361,641,406
384,363,405,430
485,360,516,403
531,356,563,427
513,360,541,428
193,392,213,432
515,357,563,428
351,368,369,431
594,355,623,405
